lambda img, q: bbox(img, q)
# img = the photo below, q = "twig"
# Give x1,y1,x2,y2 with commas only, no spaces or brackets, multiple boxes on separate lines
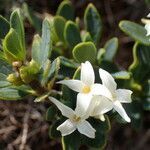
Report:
19,107,30,150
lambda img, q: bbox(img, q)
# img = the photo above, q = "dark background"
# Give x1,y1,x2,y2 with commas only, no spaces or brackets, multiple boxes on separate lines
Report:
0,0,149,150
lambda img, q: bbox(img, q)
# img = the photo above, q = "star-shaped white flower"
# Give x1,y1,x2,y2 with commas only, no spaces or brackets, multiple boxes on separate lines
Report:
92,68,132,122
57,61,109,117
49,96,96,138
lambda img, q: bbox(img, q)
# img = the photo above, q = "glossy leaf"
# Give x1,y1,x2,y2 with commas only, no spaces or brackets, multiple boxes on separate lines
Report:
142,80,150,111
31,34,42,65
0,59,12,75
22,3,42,32
10,9,26,50
129,42,150,83
41,58,60,86
0,86,29,100
56,0,74,20
62,131,81,150
97,48,105,65
104,37,118,62
82,32,93,42
84,3,102,44
64,21,81,49
125,100,143,130
112,71,131,80
53,16,66,42
3,28,25,63
46,105,57,121
73,42,97,64
49,118,64,138
40,19,52,67
82,116,110,149
0,15,10,39
119,20,150,45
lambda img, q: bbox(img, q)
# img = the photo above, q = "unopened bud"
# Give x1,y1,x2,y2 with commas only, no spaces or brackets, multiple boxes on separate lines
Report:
7,73,23,86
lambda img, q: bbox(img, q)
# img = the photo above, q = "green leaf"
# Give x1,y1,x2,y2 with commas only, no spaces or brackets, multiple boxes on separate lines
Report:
41,58,60,86
49,118,64,138
64,21,81,49
84,3,102,44
104,37,118,62
0,81,11,88
0,15,10,39
46,105,57,121
100,60,119,73
61,85,77,109
10,9,26,50
60,56,79,69
97,48,105,65
22,3,42,32
56,0,74,20
0,51,7,61
73,42,97,64
142,80,150,111
62,131,81,150
0,86,29,100
129,42,150,83
53,16,66,42
82,116,110,149
0,73,7,80
40,18,52,67
59,56,78,78
145,0,150,5
119,20,150,45
112,71,131,80
3,28,25,63
31,34,42,65
125,100,143,130
82,32,93,42
143,97,150,111
0,59,12,75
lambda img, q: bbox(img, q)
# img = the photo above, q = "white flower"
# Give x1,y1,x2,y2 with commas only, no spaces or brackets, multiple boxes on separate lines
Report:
57,61,109,120
93,68,132,122
49,96,96,138
142,13,150,36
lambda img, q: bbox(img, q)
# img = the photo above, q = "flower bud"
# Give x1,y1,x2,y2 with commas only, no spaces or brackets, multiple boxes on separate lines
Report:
7,73,23,86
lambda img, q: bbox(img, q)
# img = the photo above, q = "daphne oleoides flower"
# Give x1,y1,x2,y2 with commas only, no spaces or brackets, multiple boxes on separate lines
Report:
57,61,109,119
49,96,96,138
92,69,132,122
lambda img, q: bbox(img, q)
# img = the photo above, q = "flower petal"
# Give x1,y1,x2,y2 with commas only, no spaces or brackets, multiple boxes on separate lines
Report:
91,96,113,116
94,114,105,122
145,24,150,36
81,61,95,86
57,80,84,93
147,13,150,18
49,97,75,118
99,68,117,93
91,83,112,99
113,100,131,122
75,93,93,118
57,119,76,136
77,120,96,138
116,89,132,103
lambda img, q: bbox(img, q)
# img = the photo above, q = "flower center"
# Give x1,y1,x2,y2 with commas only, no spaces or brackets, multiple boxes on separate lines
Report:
82,85,91,94
72,115,81,122
111,93,117,101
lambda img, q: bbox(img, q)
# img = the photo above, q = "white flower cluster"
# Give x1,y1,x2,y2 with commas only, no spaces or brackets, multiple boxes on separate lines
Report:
49,61,132,138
